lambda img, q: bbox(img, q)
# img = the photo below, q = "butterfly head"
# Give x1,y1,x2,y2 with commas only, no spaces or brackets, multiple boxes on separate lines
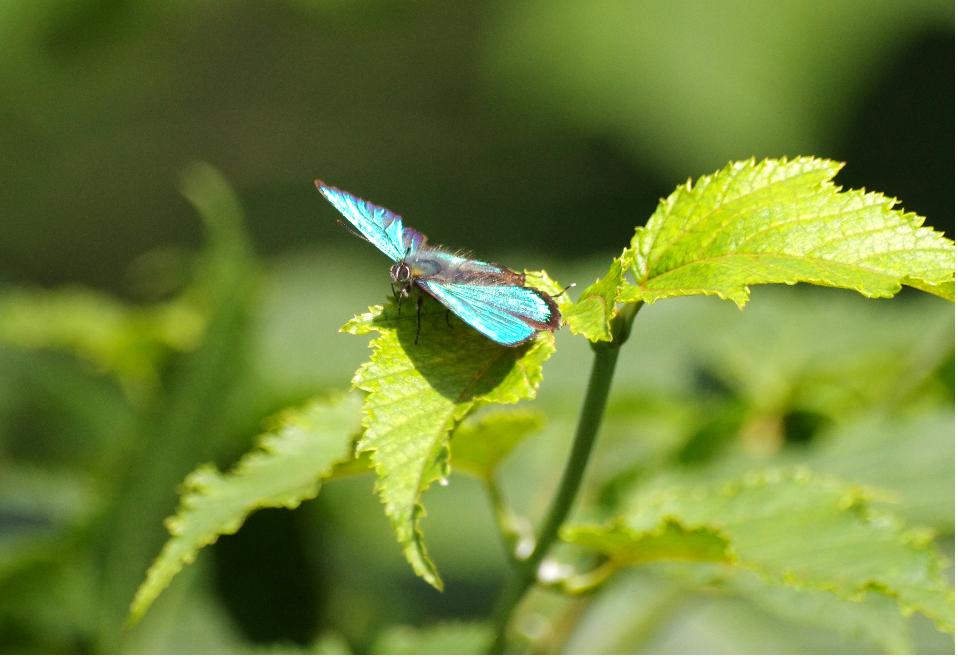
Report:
390,261,412,286
390,244,415,300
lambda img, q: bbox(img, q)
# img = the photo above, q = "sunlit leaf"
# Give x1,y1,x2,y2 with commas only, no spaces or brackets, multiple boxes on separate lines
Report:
128,393,361,623
563,251,628,342
344,298,556,589
564,468,954,634
624,157,955,307
522,269,573,308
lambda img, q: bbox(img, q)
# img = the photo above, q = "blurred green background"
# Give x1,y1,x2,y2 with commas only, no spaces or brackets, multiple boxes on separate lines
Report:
0,0,953,653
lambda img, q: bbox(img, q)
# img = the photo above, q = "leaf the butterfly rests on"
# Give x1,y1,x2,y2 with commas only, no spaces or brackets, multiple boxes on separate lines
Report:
343,302,556,588
315,180,560,346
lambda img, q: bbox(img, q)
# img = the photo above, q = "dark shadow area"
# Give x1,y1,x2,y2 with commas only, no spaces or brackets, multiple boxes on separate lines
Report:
212,506,323,645
838,28,955,240
379,293,533,402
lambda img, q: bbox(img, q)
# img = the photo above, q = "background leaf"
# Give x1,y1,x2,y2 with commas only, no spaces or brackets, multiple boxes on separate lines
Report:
344,298,556,589
450,408,545,480
624,157,955,306
0,287,203,399
94,163,261,649
129,392,361,623
564,468,954,634
371,621,493,655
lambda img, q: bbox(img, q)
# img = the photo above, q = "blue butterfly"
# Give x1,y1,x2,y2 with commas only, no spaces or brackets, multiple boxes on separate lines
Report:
315,180,560,346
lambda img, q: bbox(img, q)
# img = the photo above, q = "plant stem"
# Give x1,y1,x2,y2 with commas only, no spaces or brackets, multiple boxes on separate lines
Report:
489,302,642,653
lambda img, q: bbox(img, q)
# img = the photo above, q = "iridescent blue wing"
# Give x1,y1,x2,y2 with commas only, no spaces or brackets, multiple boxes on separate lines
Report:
315,180,421,261
418,280,559,347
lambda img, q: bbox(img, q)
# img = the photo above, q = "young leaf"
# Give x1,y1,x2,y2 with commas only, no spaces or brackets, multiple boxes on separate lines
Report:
624,157,955,306
563,469,954,634
128,393,361,623
451,408,545,480
563,250,629,342
343,299,556,589
523,269,573,308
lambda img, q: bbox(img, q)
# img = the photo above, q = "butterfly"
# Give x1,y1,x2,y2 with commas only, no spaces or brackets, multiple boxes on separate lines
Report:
315,180,561,346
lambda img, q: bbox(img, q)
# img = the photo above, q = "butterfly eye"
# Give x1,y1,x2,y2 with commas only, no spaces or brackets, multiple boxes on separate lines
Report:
391,263,411,283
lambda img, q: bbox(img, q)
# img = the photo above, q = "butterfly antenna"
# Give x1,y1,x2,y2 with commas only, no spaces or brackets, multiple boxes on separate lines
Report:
552,282,576,298
336,219,368,244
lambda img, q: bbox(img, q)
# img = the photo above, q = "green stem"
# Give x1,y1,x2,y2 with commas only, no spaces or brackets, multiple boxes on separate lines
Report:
489,302,642,653
486,477,522,566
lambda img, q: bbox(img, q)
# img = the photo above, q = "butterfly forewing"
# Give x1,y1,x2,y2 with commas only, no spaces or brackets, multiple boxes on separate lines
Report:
315,181,408,261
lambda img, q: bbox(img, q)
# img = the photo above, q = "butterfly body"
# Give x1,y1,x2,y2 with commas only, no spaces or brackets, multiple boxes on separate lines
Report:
316,180,559,346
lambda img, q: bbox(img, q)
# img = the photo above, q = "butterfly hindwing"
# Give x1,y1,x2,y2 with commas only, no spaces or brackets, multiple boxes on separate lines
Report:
315,180,409,261
418,280,558,346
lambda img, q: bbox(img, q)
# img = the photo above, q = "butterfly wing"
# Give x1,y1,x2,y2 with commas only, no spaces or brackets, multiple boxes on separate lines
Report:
315,180,422,261
418,280,559,346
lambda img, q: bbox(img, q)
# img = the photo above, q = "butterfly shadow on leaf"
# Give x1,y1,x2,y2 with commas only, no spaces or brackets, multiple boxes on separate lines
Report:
376,293,535,402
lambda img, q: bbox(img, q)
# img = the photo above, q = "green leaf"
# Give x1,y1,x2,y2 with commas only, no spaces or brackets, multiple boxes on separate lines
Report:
372,621,493,655
0,287,203,397
564,468,954,633
624,157,955,307
726,570,914,654
797,410,955,531
565,517,730,566
522,269,573,306
128,393,361,623
344,298,556,589
98,163,260,648
451,408,545,480
564,250,629,342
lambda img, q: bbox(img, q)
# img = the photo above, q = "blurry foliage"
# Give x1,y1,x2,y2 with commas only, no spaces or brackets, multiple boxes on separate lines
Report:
0,1,954,654
1,160,950,653
488,0,952,180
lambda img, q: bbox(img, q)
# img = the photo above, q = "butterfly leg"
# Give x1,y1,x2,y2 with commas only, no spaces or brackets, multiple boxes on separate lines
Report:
415,294,423,345
445,310,452,328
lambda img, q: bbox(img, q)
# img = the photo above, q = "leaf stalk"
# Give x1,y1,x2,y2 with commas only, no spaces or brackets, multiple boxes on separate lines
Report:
489,302,642,653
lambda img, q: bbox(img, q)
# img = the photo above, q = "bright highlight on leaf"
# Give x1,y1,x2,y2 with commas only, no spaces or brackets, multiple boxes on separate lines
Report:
622,157,955,306
343,298,556,589
129,393,361,623
563,469,955,633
